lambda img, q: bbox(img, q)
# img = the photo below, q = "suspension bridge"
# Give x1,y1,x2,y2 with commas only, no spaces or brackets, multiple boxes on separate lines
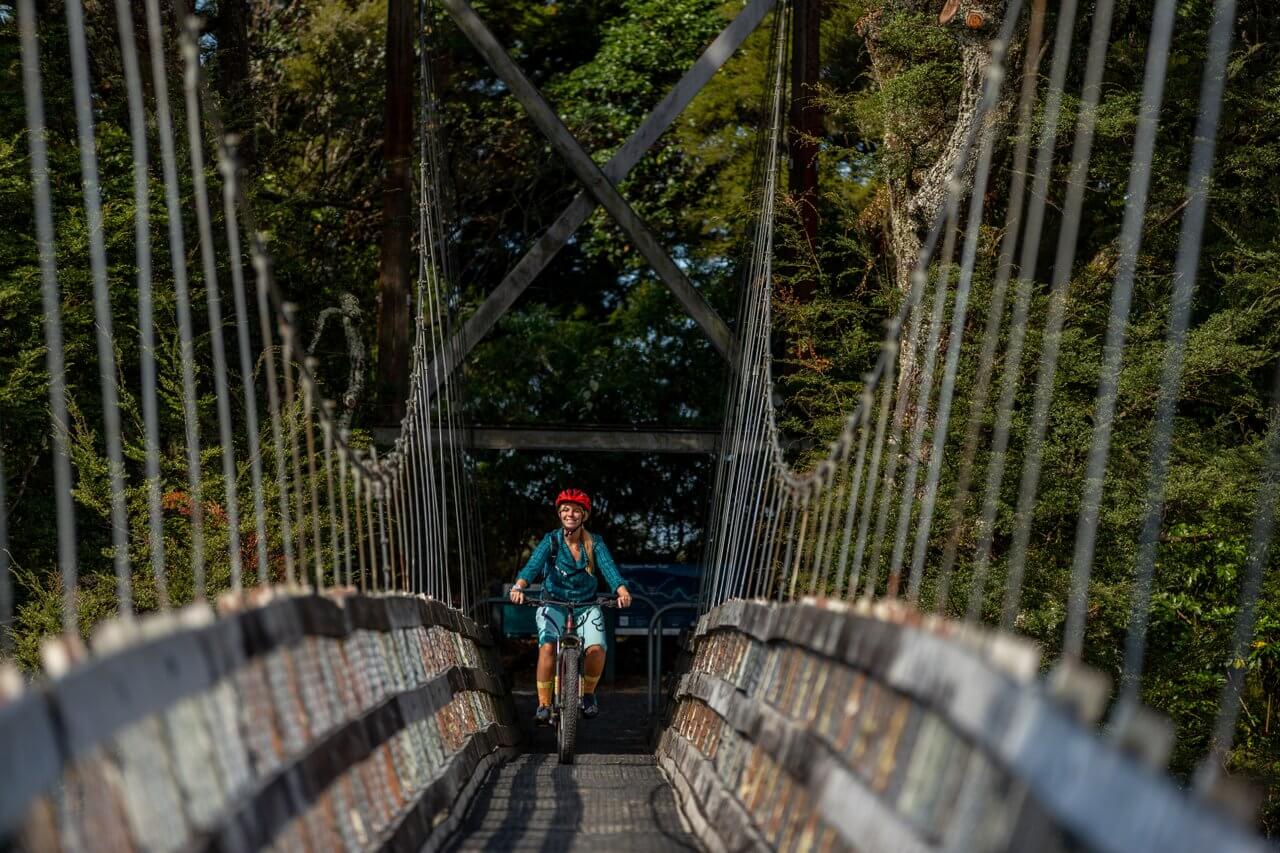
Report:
1,0,1276,849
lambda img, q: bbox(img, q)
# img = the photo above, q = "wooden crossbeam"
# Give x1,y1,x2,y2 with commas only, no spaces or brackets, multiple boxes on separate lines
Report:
430,0,771,396
373,426,719,454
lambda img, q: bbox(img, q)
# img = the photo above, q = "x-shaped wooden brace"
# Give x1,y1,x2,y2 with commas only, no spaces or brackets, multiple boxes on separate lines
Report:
428,0,777,397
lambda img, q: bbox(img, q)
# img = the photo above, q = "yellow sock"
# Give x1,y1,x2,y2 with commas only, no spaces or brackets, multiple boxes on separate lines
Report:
583,675,600,695
537,680,554,707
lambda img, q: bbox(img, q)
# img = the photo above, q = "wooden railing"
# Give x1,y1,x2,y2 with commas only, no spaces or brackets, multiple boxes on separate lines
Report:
658,598,1268,853
0,592,515,852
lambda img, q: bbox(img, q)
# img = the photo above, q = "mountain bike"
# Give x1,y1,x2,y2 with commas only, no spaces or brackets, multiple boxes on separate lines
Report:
519,594,618,764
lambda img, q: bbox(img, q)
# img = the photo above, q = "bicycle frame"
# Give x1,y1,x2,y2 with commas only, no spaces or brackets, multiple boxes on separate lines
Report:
519,595,617,710
517,594,618,763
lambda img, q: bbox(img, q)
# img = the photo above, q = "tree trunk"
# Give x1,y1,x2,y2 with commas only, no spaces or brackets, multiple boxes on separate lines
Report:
376,0,415,424
209,0,254,162
787,0,822,302
862,0,1022,297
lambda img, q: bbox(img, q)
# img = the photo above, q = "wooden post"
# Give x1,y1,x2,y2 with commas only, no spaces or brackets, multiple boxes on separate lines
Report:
788,0,821,301
376,0,414,423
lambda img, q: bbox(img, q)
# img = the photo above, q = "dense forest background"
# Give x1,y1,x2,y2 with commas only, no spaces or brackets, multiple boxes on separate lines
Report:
1,0,1277,831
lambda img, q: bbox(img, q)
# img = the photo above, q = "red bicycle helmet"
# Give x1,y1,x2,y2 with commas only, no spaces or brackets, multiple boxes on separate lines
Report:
555,488,591,515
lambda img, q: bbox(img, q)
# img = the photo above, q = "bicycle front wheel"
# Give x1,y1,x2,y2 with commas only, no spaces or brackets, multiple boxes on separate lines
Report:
557,646,580,764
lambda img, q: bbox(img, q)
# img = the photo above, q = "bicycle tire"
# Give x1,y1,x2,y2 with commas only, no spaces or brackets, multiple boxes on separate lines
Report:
557,646,580,764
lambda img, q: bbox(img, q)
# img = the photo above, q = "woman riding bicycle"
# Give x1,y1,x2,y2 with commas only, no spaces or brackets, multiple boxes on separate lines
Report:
508,488,632,724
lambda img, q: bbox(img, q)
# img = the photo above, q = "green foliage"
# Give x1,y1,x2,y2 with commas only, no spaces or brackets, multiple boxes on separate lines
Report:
763,0,1280,831
1,0,1278,832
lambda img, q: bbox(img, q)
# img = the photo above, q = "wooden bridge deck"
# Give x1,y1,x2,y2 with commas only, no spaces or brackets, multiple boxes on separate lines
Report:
442,689,700,851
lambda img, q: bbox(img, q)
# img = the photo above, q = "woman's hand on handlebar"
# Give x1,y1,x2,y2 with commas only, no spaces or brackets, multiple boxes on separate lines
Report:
616,586,632,608
509,584,526,605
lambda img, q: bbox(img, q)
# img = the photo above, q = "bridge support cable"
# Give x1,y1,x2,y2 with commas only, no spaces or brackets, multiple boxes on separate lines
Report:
702,1,791,609
683,0,1273,829
886,198,959,600
809,457,840,596
147,0,212,601
338,430,355,587
933,0,1046,615
1120,0,1238,700
113,0,170,604
702,0,1035,607
18,0,443,636
964,0,1080,622
1062,0,1179,658
864,267,939,599
912,0,1043,611
843,337,897,598
66,0,136,614
18,0,78,639
218,140,272,587
907,3,1038,606
282,321,312,586
905,114,1009,604
321,407,342,587
1000,0,1119,629
181,20,247,595
301,360,326,590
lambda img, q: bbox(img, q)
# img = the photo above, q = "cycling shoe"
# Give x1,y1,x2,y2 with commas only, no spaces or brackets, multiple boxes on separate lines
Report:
581,693,599,719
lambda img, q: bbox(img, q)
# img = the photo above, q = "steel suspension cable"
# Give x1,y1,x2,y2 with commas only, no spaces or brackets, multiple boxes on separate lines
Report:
218,141,272,587
145,0,208,599
1001,0,1119,629
967,0,1079,621
18,0,78,632
1120,0,1237,698
67,0,133,613
886,199,961,599
113,0,169,605
180,20,246,593
1062,0,1178,658
933,0,1046,615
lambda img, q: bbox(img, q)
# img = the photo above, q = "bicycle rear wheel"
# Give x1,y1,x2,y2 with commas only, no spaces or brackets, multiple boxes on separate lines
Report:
557,646,580,764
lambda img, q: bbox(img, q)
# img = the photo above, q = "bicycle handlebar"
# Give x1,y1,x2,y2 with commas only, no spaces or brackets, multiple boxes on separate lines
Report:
512,594,620,608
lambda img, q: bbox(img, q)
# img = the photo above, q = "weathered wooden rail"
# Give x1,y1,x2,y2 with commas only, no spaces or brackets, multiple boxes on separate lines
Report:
0,592,515,852
658,598,1271,853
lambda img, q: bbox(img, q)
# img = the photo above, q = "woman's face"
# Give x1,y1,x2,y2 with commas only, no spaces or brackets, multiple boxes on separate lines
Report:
558,502,586,531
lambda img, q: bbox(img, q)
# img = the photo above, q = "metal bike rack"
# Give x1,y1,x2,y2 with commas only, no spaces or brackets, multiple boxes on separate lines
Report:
646,602,700,714
469,591,662,705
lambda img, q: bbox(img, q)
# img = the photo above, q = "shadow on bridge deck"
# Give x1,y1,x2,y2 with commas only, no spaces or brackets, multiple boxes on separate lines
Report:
441,688,701,851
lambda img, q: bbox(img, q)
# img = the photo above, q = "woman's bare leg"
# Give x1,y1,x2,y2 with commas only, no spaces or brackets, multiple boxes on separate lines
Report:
537,642,556,707
583,644,606,694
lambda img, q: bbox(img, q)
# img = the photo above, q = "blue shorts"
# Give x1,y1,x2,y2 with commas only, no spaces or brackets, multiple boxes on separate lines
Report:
536,604,607,650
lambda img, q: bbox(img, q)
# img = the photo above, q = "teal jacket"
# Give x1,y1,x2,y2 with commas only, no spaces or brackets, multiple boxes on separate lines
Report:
517,529,625,604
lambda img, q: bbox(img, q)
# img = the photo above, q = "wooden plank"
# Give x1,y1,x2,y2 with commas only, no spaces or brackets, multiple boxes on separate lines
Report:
657,730,769,853
381,726,520,853
200,667,513,853
440,0,736,361
52,626,217,762
425,0,776,397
